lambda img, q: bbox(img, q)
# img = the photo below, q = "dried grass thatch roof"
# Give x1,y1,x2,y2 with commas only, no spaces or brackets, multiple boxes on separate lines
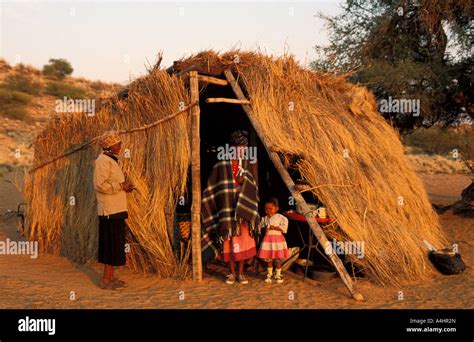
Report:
25,70,192,278
24,49,447,285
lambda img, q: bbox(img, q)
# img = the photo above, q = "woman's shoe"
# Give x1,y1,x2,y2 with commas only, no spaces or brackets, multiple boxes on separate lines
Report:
238,275,249,284
225,274,236,284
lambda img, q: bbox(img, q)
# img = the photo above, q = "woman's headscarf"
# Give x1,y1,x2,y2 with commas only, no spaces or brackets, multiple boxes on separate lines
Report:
229,130,249,146
98,130,121,149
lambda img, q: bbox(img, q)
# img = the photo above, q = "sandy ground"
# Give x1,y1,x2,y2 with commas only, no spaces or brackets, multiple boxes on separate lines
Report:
0,170,472,309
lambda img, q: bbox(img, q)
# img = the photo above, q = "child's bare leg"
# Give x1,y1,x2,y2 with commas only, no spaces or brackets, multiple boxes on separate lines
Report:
254,258,261,274
238,260,245,275
264,260,274,282
229,261,236,275
275,260,283,283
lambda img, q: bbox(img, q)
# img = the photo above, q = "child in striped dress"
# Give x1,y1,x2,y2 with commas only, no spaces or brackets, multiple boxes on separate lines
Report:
257,198,289,283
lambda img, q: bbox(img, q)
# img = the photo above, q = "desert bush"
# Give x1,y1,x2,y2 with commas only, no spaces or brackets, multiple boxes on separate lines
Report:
0,88,31,120
404,127,473,157
0,87,31,105
89,80,108,91
45,81,92,99
3,107,30,120
0,58,12,72
3,73,42,95
14,63,41,75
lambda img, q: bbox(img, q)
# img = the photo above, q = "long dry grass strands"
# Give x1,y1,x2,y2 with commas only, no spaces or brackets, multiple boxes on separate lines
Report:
29,101,198,174
25,69,192,278
227,50,447,285
25,50,447,284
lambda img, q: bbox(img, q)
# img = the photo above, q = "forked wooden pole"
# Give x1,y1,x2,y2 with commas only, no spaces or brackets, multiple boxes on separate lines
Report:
189,71,202,281
224,69,364,301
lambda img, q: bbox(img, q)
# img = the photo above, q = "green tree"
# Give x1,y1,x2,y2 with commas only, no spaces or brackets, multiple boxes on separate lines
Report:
312,0,473,131
42,58,74,80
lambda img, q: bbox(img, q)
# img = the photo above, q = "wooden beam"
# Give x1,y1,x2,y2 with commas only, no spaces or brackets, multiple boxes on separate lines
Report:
189,71,202,281
172,59,233,77
197,75,228,86
164,202,175,248
224,69,364,301
205,98,250,104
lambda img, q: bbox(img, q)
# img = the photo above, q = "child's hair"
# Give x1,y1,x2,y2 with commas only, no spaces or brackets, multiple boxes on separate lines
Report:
265,197,279,207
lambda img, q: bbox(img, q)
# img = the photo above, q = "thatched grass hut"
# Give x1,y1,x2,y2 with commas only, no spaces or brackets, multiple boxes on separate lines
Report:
24,50,447,286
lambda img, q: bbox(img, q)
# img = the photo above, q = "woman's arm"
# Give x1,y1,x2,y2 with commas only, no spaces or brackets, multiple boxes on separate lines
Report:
93,159,123,195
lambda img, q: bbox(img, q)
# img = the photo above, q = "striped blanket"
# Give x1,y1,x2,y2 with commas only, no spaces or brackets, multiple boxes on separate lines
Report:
201,160,260,263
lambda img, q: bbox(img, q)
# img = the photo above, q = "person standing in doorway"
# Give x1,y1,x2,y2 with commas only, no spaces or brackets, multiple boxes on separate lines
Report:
201,130,260,284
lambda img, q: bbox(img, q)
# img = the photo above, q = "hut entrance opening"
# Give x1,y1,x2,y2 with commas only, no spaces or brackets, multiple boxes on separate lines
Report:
197,78,293,224
189,76,323,269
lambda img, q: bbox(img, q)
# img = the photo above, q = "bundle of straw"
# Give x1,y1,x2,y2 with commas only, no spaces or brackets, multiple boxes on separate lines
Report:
224,50,447,285
24,69,192,278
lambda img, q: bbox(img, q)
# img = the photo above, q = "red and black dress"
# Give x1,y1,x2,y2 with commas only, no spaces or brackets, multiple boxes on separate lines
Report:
220,161,257,262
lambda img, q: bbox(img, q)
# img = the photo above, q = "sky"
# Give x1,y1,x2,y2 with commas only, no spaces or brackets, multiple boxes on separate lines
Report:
0,1,342,83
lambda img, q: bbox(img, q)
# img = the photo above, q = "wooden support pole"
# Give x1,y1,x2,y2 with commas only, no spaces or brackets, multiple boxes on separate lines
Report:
205,98,251,104
189,71,202,281
197,74,228,86
164,202,175,247
224,69,364,301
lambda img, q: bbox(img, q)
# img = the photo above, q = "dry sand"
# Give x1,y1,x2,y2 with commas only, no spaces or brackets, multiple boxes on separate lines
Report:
0,170,472,309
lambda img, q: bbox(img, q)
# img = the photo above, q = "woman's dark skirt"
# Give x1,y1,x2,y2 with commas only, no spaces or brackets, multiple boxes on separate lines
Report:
98,214,127,266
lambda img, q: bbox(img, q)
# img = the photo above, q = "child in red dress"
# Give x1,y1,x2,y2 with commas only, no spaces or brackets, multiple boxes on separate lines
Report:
257,198,289,283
